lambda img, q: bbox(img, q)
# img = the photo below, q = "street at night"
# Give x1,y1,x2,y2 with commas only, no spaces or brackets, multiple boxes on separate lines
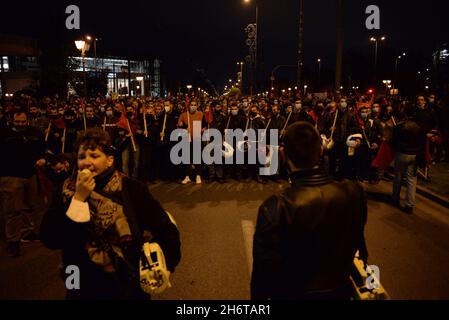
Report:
1,180,449,300
1,0,449,305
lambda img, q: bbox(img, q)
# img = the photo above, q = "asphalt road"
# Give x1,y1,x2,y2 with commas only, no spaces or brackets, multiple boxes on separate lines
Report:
1,179,449,300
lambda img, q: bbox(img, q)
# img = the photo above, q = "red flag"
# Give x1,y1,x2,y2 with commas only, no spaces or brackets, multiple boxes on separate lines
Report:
52,116,66,129
117,112,130,132
372,141,395,169
204,108,213,125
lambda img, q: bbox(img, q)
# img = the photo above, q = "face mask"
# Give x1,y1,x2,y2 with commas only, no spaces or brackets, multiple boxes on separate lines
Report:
52,170,69,183
340,102,347,109
165,106,171,112
372,108,379,114
231,110,238,116
361,113,368,119
106,111,113,117
14,125,28,132
429,98,435,104
294,103,302,110
189,106,197,113
100,107,105,112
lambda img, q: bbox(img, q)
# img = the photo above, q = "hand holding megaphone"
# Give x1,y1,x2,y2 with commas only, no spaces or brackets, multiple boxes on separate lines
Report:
74,169,95,202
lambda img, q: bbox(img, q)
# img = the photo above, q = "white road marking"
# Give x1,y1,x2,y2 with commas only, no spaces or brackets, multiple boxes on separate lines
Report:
241,220,255,277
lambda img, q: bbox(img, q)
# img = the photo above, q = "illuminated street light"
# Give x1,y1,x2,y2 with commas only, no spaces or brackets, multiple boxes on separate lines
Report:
74,39,89,98
370,36,386,85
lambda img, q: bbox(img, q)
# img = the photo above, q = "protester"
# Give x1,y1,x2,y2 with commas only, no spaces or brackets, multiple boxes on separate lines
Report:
251,122,368,299
39,128,181,299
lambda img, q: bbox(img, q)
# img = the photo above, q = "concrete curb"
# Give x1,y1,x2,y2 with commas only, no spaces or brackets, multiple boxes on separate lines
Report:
385,173,449,210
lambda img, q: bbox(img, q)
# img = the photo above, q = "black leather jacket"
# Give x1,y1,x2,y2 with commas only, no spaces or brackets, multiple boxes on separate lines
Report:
251,168,368,300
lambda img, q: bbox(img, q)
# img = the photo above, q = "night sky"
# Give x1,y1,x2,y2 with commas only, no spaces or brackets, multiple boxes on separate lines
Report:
1,0,448,90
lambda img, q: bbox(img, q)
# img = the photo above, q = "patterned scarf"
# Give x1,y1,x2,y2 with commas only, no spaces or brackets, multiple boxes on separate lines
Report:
62,169,132,273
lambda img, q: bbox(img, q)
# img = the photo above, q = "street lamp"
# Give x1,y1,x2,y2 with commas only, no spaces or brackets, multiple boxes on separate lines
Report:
317,58,321,89
370,36,386,86
75,39,89,98
237,62,244,90
394,52,406,92
186,85,192,95
303,85,308,96
244,0,259,94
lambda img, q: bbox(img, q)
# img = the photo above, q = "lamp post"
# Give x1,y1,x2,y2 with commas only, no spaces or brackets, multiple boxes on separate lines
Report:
394,52,406,92
186,85,192,96
237,62,244,91
86,35,101,74
75,39,89,98
370,36,386,86
317,58,321,90
244,0,259,94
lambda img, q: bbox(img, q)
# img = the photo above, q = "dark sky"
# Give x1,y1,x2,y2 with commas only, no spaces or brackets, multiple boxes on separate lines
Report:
1,0,448,89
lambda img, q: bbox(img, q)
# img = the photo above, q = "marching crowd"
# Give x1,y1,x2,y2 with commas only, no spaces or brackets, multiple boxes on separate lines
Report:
0,90,448,258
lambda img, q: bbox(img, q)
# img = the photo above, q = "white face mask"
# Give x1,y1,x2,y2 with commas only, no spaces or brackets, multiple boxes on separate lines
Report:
106,111,113,117
164,106,171,112
190,105,197,113
428,98,435,104
231,110,238,116
340,102,347,109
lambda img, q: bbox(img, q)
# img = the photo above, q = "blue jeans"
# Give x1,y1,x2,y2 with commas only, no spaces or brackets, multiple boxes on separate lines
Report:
392,152,418,208
121,145,140,179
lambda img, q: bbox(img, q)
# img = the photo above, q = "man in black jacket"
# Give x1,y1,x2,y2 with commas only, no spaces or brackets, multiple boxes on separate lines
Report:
391,104,427,214
0,110,47,256
251,121,368,300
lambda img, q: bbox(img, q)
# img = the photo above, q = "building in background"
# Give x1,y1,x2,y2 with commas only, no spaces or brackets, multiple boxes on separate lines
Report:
433,43,449,92
0,34,40,96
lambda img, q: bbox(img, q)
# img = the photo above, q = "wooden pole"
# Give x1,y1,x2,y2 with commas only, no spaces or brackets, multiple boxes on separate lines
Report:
329,109,339,141
161,113,167,142
45,122,51,142
126,118,137,152
280,111,293,138
61,128,66,154
143,109,148,138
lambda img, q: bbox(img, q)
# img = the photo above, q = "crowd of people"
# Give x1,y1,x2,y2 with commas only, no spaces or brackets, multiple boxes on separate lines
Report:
0,90,448,257
1,92,447,179
0,89,448,299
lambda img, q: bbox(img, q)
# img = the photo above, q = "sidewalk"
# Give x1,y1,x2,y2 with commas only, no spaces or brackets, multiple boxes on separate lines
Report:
420,162,449,199
385,162,449,209
417,162,449,208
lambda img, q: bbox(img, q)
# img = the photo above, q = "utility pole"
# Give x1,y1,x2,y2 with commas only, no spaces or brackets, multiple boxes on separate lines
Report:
335,0,344,96
297,0,304,91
